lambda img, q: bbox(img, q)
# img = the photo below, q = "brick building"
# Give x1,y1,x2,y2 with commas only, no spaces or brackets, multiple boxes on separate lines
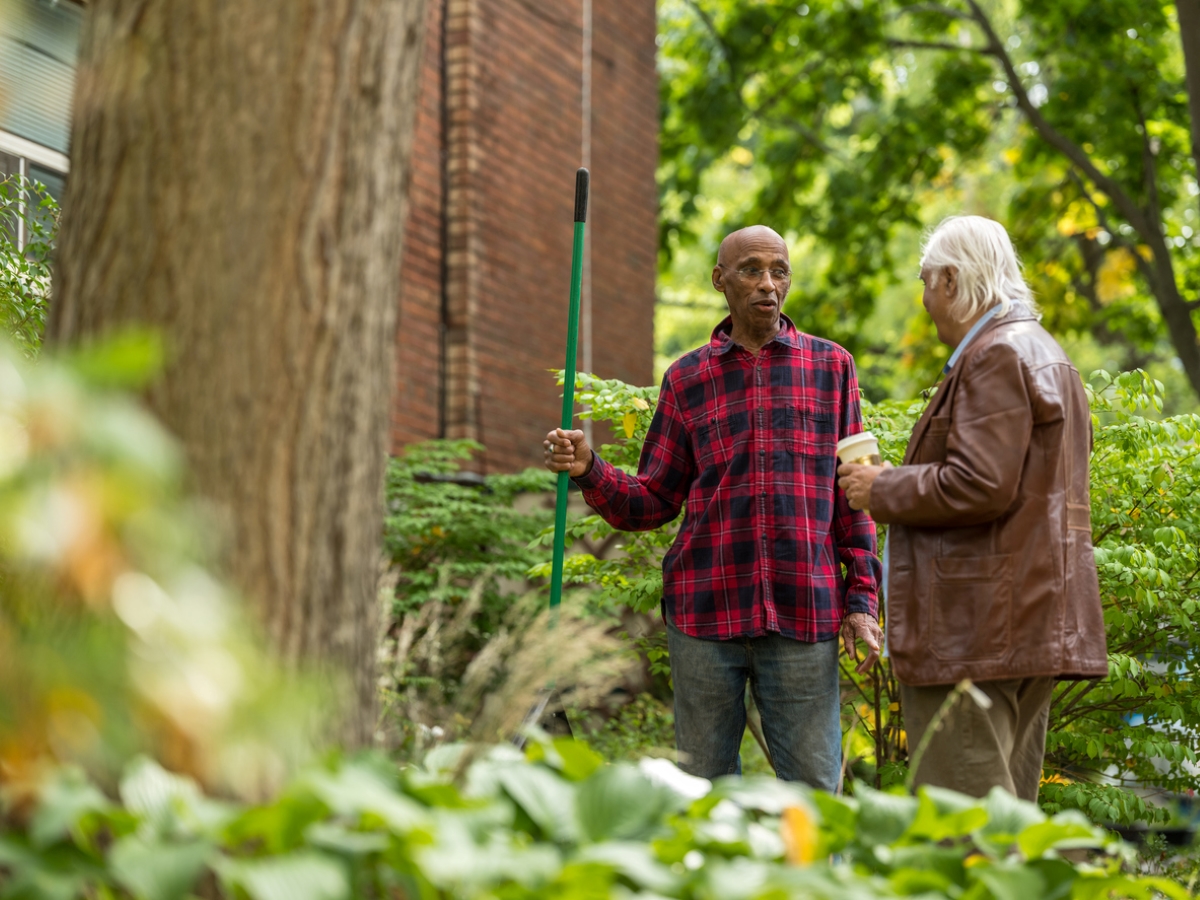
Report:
392,0,659,473
2,0,658,474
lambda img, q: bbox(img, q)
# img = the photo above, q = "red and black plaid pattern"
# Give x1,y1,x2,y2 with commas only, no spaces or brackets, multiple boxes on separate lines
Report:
575,315,880,642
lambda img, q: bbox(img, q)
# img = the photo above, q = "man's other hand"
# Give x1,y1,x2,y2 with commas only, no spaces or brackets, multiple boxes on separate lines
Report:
837,461,890,511
841,612,883,674
543,428,594,479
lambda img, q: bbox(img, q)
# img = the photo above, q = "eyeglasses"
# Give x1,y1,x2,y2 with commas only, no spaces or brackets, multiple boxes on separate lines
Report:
719,264,791,282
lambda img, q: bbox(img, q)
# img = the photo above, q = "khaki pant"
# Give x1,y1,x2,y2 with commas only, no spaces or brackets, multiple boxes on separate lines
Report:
900,677,1055,802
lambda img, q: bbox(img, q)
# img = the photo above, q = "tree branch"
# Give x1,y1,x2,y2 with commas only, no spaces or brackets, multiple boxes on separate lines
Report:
887,38,987,53
750,58,823,120
682,0,730,61
891,2,973,21
1130,83,1162,226
961,0,1155,239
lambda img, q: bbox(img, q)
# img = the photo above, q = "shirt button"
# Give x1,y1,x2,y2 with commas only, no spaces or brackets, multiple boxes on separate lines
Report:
761,490,767,497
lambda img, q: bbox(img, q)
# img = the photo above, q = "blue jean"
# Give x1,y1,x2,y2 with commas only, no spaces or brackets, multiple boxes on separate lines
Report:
666,616,842,790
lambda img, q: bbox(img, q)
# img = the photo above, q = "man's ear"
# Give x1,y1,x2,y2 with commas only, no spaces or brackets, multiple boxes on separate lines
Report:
712,265,726,292
944,266,958,296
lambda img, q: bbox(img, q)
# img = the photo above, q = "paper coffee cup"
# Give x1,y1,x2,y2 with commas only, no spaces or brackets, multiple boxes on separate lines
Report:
836,432,881,517
836,431,882,467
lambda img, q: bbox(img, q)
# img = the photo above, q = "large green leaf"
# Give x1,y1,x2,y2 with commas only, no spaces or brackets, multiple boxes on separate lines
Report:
119,757,233,837
902,790,988,843
977,787,1046,853
301,759,428,834
216,852,349,900
28,769,111,850
109,836,211,900
1015,815,1103,860
971,861,1046,900
573,841,681,893
497,763,580,842
853,786,919,847
576,764,675,843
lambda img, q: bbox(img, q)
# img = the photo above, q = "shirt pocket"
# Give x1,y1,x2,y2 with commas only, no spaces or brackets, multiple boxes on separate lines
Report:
694,413,730,471
786,405,837,457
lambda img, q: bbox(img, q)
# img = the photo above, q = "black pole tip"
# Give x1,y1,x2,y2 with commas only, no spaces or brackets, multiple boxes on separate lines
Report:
574,168,590,223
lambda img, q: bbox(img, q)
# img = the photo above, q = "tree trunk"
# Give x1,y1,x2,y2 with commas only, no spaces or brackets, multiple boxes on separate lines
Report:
1143,231,1200,397
48,0,428,746
1176,0,1200,200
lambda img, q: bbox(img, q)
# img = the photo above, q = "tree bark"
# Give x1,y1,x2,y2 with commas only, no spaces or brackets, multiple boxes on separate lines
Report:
1176,0,1200,199
48,0,428,746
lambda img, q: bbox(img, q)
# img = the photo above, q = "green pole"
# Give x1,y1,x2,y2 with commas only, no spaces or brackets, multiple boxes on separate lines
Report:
550,168,589,610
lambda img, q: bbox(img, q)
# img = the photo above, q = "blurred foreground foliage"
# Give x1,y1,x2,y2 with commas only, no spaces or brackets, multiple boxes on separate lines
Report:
2,733,1188,899
0,336,322,801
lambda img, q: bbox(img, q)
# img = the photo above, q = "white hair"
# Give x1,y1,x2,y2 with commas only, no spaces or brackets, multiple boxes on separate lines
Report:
920,215,1039,322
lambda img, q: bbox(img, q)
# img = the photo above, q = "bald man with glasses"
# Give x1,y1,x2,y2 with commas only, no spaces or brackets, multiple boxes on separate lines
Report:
544,225,880,788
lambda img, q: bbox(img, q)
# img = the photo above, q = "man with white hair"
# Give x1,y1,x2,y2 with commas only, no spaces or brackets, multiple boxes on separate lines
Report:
838,215,1107,800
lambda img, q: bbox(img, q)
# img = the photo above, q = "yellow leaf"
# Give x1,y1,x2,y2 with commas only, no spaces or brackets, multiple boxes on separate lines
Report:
631,397,650,410
780,805,817,865
729,146,753,166
1096,248,1137,304
623,413,637,439
1001,147,1021,166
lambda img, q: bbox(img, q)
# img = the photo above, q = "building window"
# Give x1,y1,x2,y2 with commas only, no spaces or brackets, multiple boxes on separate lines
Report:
0,134,67,249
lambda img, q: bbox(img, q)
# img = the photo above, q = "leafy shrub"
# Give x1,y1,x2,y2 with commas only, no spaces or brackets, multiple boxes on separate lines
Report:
0,735,1185,900
383,440,555,622
0,177,57,356
380,443,631,754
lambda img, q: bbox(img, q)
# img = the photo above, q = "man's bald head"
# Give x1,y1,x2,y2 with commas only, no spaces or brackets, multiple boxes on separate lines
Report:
717,225,788,267
712,225,792,349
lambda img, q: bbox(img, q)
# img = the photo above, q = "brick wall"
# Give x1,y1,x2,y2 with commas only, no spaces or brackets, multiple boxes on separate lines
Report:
389,0,658,473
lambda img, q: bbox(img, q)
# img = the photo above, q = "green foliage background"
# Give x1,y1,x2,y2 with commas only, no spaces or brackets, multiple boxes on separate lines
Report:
656,0,1200,409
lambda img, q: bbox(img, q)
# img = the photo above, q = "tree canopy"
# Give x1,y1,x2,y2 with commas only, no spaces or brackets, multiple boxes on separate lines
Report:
658,0,1200,403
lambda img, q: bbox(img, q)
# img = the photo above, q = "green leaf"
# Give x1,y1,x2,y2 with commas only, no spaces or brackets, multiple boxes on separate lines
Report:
552,737,605,782
301,759,428,834
29,768,111,849
575,764,674,842
217,852,350,900
977,786,1046,851
853,785,919,847
110,836,211,900
1016,815,1102,860
574,841,681,893
497,763,580,842
903,788,988,842
972,861,1045,900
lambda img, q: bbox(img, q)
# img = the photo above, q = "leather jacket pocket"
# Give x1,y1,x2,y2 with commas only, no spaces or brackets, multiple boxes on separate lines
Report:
928,554,1013,661
920,415,951,463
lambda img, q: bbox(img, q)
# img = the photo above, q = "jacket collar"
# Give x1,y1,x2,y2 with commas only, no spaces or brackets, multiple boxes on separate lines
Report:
902,307,1036,465
709,314,803,355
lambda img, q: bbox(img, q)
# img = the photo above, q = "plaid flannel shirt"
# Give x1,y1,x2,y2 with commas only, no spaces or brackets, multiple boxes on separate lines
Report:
575,315,880,641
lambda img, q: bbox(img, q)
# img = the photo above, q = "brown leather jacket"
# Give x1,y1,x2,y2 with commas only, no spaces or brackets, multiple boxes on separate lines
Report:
870,310,1108,686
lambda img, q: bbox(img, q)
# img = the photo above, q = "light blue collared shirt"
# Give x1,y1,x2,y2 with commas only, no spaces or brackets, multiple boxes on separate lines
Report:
880,304,1003,650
